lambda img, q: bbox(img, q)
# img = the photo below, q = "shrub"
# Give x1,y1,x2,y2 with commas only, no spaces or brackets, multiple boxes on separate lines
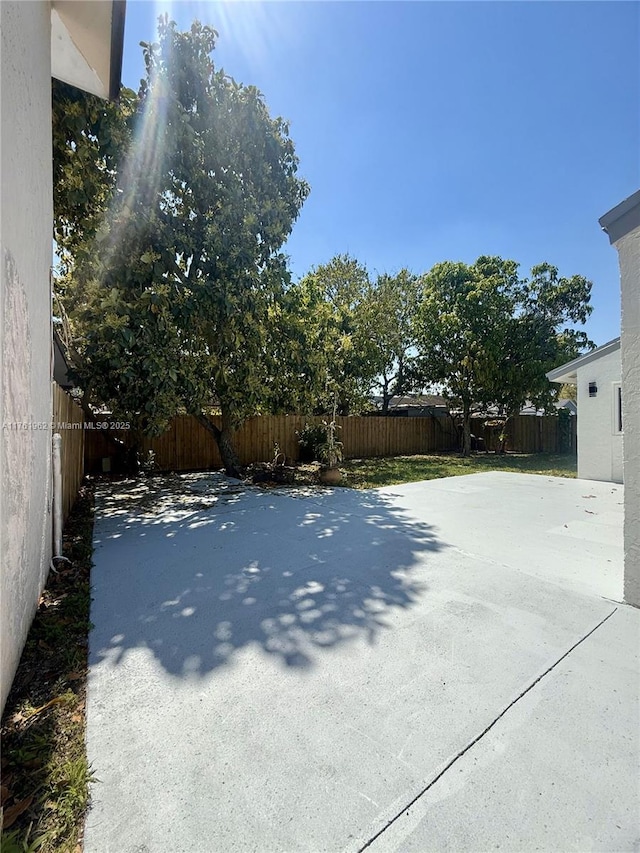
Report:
296,423,328,462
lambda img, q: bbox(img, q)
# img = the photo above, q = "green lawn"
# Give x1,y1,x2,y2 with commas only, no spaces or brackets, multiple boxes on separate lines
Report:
340,452,577,489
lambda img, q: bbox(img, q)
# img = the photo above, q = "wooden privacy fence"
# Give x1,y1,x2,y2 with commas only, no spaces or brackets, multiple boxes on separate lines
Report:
85,414,459,472
84,412,574,474
474,414,577,455
52,383,85,522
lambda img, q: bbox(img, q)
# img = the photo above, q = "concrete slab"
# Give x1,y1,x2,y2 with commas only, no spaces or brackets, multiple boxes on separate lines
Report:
363,605,640,853
373,473,624,601
84,473,636,853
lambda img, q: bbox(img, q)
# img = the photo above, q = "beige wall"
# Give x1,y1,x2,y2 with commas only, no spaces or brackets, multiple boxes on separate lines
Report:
616,227,640,607
575,348,623,484
1,1,54,710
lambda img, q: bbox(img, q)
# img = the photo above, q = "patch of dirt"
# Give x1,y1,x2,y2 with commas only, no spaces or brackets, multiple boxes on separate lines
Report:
1,484,95,852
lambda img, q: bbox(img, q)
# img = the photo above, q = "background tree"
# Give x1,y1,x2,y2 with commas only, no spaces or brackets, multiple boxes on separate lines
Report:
415,256,592,456
66,18,309,475
292,255,379,415
364,269,419,413
558,383,577,403
489,262,592,431
414,256,521,456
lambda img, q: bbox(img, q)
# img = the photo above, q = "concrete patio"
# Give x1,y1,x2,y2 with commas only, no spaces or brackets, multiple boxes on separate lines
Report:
84,472,639,853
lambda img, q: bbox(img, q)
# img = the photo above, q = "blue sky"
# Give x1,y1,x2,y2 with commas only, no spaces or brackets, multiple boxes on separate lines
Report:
121,1,639,346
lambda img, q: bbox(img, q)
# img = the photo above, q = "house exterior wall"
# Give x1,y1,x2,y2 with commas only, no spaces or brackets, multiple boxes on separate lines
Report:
616,226,640,607
575,347,623,483
1,1,54,710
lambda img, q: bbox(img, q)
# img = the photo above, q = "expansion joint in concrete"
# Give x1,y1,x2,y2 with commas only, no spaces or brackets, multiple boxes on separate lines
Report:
355,607,618,852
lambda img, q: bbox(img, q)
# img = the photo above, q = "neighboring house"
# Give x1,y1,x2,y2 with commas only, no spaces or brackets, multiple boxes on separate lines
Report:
470,401,576,418
547,338,622,484
555,399,577,416
599,190,640,608
374,395,573,420
373,395,449,417
0,1,125,711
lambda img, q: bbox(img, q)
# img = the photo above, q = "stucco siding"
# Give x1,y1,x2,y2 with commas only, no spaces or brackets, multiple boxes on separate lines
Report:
575,348,622,483
1,1,53,710
616,227,640,607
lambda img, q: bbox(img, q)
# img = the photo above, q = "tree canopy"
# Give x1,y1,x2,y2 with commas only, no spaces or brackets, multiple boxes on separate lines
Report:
59,18,309,474
52,79,137,272
289,255,379,415
364,269,420,413
414,256,592,454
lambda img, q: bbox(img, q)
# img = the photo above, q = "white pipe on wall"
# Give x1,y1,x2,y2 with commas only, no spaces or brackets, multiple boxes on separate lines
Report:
52,432,63,558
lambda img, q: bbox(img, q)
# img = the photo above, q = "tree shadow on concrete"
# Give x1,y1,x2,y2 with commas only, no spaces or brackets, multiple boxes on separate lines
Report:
89,475,446,676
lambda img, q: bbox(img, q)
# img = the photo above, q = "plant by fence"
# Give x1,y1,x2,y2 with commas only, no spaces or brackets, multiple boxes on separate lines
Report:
84,412,573,474
52,383,85,521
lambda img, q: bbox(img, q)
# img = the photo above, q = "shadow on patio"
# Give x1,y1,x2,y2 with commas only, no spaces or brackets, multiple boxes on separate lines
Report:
90,477,445,676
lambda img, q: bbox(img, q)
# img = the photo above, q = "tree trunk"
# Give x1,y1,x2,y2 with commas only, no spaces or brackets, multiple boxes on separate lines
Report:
498,414,513,455
381,375,390,414
194,410,243,478
462,403,472,457
218,415,242,477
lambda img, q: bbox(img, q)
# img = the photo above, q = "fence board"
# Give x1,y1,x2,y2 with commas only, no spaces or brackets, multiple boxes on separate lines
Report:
52,383,85,522
475,414,575,455
84,412,573,473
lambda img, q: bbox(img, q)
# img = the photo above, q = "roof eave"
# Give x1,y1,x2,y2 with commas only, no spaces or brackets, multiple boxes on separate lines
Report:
51,1,126,102
546,368,578,385
599,189,640,245
546,337,621,384
109,1,126,101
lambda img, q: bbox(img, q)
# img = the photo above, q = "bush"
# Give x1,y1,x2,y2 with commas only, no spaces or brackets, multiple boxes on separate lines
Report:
296,422,330,462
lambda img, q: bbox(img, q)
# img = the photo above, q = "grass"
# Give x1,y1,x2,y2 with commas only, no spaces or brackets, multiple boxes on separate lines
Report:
340,451,577,489
1,485,95,853
251,452,577,490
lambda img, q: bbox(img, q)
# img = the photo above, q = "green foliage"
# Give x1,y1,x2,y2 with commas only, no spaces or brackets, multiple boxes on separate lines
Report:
558,383,577,402
289,255,378,415
52,79,137,272
492,263,592,419
59,17,308,474
316,419,343,468
1,488,95,853
295,421,343,465
414,256,518,453
296,422,328,462
52,19,593,476
414,256,592,455
0,829,46,853
364,269,420,411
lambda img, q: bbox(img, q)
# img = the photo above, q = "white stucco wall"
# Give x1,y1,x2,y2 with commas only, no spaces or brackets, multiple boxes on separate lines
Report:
616,226,640,607
576,347,623,484
1,1,54,710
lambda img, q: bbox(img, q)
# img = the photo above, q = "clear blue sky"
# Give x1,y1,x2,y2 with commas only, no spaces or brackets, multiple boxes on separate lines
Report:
121,1,639,347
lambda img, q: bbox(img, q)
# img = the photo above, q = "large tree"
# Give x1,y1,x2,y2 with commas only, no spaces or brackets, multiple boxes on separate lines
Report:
489,262,592,424
67,18,309,475
414,256,592,455
52,79,137,272
52,77,141,443
291,255,379,415
414,256,519,455
364,269,420,413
